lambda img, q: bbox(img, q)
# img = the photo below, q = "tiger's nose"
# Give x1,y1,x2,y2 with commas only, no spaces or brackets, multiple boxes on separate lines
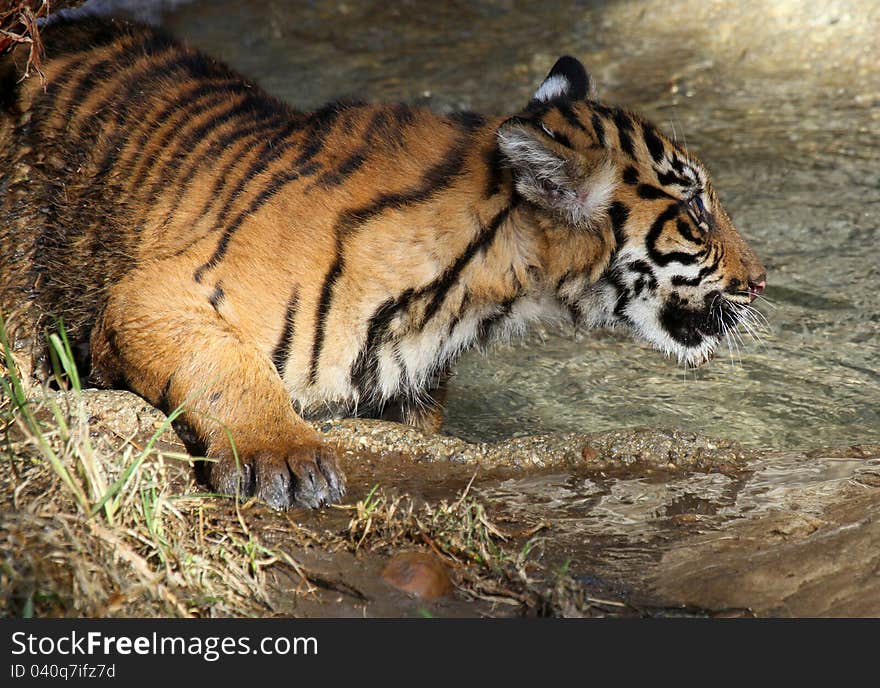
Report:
748,276,766,303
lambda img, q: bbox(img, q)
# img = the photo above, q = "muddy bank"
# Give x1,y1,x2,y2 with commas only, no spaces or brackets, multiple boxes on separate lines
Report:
4,388,876,617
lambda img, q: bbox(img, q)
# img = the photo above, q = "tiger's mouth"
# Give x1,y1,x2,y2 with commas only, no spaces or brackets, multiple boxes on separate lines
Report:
659,293,726,348
584,278,763,368
656,291,754,367
608,289,743,367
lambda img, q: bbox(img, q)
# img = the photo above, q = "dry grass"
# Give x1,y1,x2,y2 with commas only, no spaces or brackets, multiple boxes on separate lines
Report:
0,1,89,80
0,315,314,617
1,316,624,617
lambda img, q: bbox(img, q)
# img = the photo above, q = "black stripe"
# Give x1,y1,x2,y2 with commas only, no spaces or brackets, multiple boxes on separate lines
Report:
613,109,635,157
308,256,345,384
671,249,722,286
656,169,690,188
216,99,346,211
315,151,367,188
334,143,468,239
646,204,699,266
633,275,655,296
60,56,122,123
171,113,306,256
609,269,631,320
675,218,702,244
549,129,573,149
208,283,224,310
311,108,393,189
86,53,213,189
140,89,256,215
374,104,414,149
309,142,471,384
191,95,320,219
32,52,102,140
27,55,136,236
41,17,142,59
391,103,415,128
193,159,321,283
642,122,665,163
272,286,300,375
69,38,182,143
484,143,506,199
622,166,639,185
637,184,675,200
193,104,349,281
349,293,413,400
146,92,310,225
72,42,239,212
345,200,514,397
448,111,486,131
524,100,551,116
37,49,191,253
591,113,606,147
126,78,243,195
155,91,258,183
445,289,471,336
607,201,630,249
133,89,244,215
162,113,291,236
421,203,512,326
555,102,588,132
627,259,654,275
56,36,159,132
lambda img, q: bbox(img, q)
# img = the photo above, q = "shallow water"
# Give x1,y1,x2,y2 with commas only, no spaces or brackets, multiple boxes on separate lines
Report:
146,0,880,450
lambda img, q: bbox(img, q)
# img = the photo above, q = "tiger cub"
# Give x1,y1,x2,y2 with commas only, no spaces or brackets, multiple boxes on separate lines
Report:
0,18,766,508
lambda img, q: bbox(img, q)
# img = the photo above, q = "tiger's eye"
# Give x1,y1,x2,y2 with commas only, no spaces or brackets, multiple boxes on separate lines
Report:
688,195,710,230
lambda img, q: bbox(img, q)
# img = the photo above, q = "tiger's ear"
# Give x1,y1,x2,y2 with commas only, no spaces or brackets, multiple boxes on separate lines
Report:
530,55,597,105
497,120,616,229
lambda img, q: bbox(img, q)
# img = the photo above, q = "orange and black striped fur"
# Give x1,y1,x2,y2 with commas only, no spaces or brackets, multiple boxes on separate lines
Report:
0,18,766,508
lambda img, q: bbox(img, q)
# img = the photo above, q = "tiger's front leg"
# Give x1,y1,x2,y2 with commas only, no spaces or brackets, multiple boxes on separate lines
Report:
89,271,345,509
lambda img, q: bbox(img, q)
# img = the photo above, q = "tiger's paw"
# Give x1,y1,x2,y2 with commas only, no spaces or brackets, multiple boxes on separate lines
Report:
208,443,346,509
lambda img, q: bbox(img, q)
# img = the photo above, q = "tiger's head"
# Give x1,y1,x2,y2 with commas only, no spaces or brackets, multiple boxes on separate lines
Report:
497,56,766,366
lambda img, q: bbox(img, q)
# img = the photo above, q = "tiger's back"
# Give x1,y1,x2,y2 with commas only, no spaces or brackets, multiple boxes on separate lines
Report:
0,18,766,509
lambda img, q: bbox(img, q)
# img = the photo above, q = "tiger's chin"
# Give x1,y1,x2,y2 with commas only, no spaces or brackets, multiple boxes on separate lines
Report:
647,295,735,368
614,294,729,369
580,283,727,368
675,337,721,368
641,326,721,368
